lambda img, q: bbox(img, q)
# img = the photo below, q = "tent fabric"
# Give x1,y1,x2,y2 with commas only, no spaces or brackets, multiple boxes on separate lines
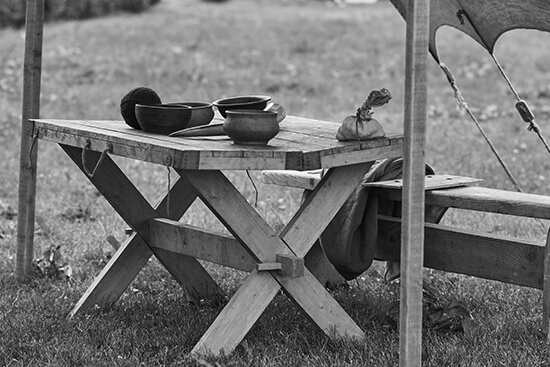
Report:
389,0,550,62
305,158,438,281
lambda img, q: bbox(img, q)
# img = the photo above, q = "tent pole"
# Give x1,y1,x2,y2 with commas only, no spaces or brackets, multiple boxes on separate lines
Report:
399,0,430,366
16,0,45,282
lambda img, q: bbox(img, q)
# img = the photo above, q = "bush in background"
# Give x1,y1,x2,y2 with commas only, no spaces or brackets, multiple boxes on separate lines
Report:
0,0,26,28
0,0,161,29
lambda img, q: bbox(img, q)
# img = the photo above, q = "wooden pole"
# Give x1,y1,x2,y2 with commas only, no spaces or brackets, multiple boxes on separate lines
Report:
399,0,430,365
16,0,45,282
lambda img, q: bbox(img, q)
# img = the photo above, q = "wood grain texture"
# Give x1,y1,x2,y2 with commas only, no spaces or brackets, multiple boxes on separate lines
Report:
191,270,280,356
29,116,406,353
68,232,153,317
320,143,402,168
274,269,365,340
262,172,480,192
378,216,544,288
423,186,550,219
62,146,224,315
180,168,366,353
16,0,45,282
148,219,341,283
261,167,550,340
275,254,305,278
400,0,430,365
280,163,374,258
177,169,291,262
261,170,322,191
377,186,550,219
148,218,255,272
30,118,403,171
364,174,482,190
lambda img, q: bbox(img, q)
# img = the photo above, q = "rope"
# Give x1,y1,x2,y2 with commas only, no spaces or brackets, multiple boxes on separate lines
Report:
166,156,172,218
246,170,259,208
440,63,547,231
490,53,550,156
81,139,113,178
455,9,550,157
449,9,548,234
439,63,524,193
30,130,39,183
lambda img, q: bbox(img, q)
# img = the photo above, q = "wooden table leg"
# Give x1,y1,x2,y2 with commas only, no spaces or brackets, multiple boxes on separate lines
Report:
543,228,550,340
191,270,280,355
68,231,153,317
178,168,367,355
274,269,363,337
284,163,373,286
280,162,374,257
62,145,224,316
275,163,373,338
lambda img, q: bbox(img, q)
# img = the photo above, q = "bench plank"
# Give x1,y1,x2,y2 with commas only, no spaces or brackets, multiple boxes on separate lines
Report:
262,172,550,220
377,216,545,289
261,169,550,339
364,174,482,190
378,186,550,219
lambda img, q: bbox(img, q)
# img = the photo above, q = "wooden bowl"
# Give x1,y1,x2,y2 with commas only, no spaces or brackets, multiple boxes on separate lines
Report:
223,109,279,145
212,95,271,118
165,101,215,128
135,104,192,135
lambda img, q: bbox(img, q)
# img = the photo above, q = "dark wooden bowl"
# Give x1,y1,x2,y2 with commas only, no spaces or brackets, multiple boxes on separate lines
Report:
165,101,215,128
135,104,192,135
223,109,279,145
212,95,271,118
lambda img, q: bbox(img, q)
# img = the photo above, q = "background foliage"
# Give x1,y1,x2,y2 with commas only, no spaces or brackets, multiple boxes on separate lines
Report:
0,0,162,28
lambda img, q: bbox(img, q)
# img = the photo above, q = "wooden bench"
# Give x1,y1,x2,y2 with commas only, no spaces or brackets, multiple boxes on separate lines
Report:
261,170,550,336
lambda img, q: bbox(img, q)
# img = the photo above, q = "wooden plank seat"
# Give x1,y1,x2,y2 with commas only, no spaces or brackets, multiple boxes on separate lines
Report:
261,170,550,336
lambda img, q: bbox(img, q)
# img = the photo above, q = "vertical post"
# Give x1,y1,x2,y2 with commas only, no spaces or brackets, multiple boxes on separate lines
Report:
16,0,45,282
400,0,430,366
543,228,550,340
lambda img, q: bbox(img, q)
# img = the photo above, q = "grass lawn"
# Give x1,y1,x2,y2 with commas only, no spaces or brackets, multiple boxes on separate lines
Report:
2,0,550,365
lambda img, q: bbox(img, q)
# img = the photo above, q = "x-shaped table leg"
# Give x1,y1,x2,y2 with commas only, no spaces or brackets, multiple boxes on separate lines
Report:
178,162,373,355
61,145,225,316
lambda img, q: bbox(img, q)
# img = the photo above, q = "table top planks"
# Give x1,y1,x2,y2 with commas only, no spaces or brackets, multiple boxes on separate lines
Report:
30,116,403,171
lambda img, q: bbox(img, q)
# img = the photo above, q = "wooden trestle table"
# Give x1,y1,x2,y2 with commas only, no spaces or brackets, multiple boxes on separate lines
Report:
29,115,403,355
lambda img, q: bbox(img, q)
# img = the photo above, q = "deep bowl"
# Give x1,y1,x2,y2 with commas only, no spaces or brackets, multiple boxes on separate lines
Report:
135,104,192,135
212,95,271,118
223,109,279,145
165,101,215,128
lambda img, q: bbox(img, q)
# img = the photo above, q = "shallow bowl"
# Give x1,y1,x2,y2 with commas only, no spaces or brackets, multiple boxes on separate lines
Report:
223,109,279,145
212,95,271,118
165,101,215,128
135,104,192,135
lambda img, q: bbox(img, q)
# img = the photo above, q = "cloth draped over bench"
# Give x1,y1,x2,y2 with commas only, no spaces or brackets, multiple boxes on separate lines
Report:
305,158,438,281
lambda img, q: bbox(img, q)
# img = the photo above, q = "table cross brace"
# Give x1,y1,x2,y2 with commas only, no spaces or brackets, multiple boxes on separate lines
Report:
61,142,374,356
62,145,225,316
178,165,371,355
